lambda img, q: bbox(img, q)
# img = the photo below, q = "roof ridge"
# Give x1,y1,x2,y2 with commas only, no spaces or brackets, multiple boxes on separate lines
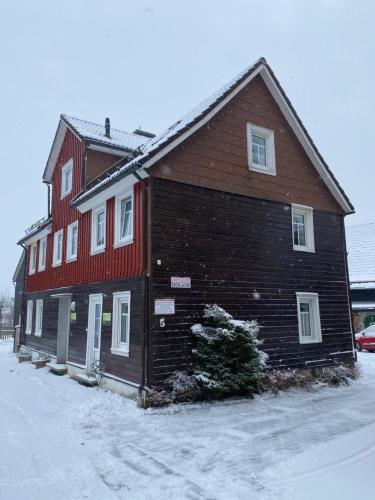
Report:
62,114,141,138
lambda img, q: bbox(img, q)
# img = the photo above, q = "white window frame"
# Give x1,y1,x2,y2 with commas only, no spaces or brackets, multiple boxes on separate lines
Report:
114,190,134,248
52,229,64,267
26,300,33,334
291,204,315,253
29,243,37,275
111,291,131,356
66,220,79,262
61,159,73,198
38,236,47,272
91,205,106,255
35,299,43,337
296,292,322,344
247,123,276,176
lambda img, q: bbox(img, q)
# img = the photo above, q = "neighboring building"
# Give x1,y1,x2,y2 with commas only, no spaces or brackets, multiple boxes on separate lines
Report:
17,58,355,402
346,223,375,332
13,250,26,327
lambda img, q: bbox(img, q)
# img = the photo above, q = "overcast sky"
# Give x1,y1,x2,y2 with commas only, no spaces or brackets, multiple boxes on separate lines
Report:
1,0,374,292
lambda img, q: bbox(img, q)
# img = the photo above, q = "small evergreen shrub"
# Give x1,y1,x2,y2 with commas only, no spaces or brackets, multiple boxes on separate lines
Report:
191,304,267,397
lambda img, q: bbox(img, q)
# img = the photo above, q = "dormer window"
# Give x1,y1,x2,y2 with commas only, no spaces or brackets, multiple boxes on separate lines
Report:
247,123,276,175
61,159,73,198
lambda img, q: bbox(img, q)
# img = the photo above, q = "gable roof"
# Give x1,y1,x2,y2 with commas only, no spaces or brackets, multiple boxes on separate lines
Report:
13,250,26,282
43,115,147,182
346,223,375,286
70,58,353,213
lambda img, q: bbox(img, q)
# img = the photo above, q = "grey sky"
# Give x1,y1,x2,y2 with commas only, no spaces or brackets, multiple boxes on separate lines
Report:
1,0,374,291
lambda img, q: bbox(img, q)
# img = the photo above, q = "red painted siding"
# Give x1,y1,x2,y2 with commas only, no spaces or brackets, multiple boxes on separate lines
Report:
25,129,144,292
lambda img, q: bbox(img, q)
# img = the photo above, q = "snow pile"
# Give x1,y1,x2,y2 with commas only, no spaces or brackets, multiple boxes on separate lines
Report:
2,341,375,499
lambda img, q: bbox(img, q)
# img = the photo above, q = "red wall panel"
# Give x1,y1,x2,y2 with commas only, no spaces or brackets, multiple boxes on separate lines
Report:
25,130,144,292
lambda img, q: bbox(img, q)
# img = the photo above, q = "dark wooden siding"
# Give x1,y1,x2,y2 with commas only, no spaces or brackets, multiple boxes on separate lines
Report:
22,292,59,355
150,74,343,214
149,178,354,385
22,277,145,385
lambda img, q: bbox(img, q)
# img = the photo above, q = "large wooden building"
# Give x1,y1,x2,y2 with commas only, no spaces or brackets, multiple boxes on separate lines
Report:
17,58,355,401
346,223,375,332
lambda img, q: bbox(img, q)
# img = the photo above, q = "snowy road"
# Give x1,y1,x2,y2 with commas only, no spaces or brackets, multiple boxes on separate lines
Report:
1,340,375,500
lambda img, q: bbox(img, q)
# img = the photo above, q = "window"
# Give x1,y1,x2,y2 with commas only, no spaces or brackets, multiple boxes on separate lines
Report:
53,229,63,266
66,221,78,261
38,237,47,271
111,291,131,356
26,300,33,334
292,204,315,252
114,192,133,246
61,159,73,198
29,243,37,275
247,123,276,175
91,205,106,254
296,293,322,344
35,299,43,337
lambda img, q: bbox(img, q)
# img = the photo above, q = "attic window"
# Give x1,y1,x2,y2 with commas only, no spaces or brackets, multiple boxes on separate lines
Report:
247,123,276,176
61,159,73,198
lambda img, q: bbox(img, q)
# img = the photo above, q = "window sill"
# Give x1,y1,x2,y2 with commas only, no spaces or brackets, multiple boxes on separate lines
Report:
38,267,45,272
29,270,36,276
60,191,72,200
248,164,276,176
293,245,315,253
110,348,129,357
299,337,322,344
52,262,62,268
113,239,133,249
90,247,105,256
66,256,77,263
34,333,42,337
25,331,32,335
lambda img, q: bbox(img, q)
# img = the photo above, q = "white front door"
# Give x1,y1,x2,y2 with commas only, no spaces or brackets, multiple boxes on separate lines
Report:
86,294,103,372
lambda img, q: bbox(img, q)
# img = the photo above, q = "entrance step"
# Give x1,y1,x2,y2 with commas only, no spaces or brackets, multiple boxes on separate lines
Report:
46,362,67,376
74,373,98,387
18,354,32,363
31,359,48,369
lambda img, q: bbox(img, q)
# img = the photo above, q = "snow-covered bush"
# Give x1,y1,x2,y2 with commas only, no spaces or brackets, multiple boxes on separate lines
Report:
262,368,313,393
191,304,267,397
319,363,360,386
90,359,106,388
164,371,201,402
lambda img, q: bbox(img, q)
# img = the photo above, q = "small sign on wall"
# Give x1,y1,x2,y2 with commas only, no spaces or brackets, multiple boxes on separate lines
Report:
171,276,191,288
102,312,112,324
70,312,77,323
154,299,175,315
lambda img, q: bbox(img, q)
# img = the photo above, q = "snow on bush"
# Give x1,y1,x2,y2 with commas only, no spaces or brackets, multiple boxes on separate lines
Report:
319,363,360,386
262,368,313,393
191,304,267,397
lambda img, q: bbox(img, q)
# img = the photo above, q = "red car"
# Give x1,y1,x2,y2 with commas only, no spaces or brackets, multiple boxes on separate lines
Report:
356,325,375,352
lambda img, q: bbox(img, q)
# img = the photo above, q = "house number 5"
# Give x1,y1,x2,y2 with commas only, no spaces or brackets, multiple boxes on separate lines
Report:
160,318,165,328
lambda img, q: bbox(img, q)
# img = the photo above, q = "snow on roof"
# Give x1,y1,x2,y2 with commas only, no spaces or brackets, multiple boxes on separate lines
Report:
352,302,375,311
71,58,353,212
62,115,147,152
72,58,265,204
346,223,375,285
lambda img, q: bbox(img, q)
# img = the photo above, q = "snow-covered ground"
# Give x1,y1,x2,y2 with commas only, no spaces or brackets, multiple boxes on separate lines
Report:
1,340,374,500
